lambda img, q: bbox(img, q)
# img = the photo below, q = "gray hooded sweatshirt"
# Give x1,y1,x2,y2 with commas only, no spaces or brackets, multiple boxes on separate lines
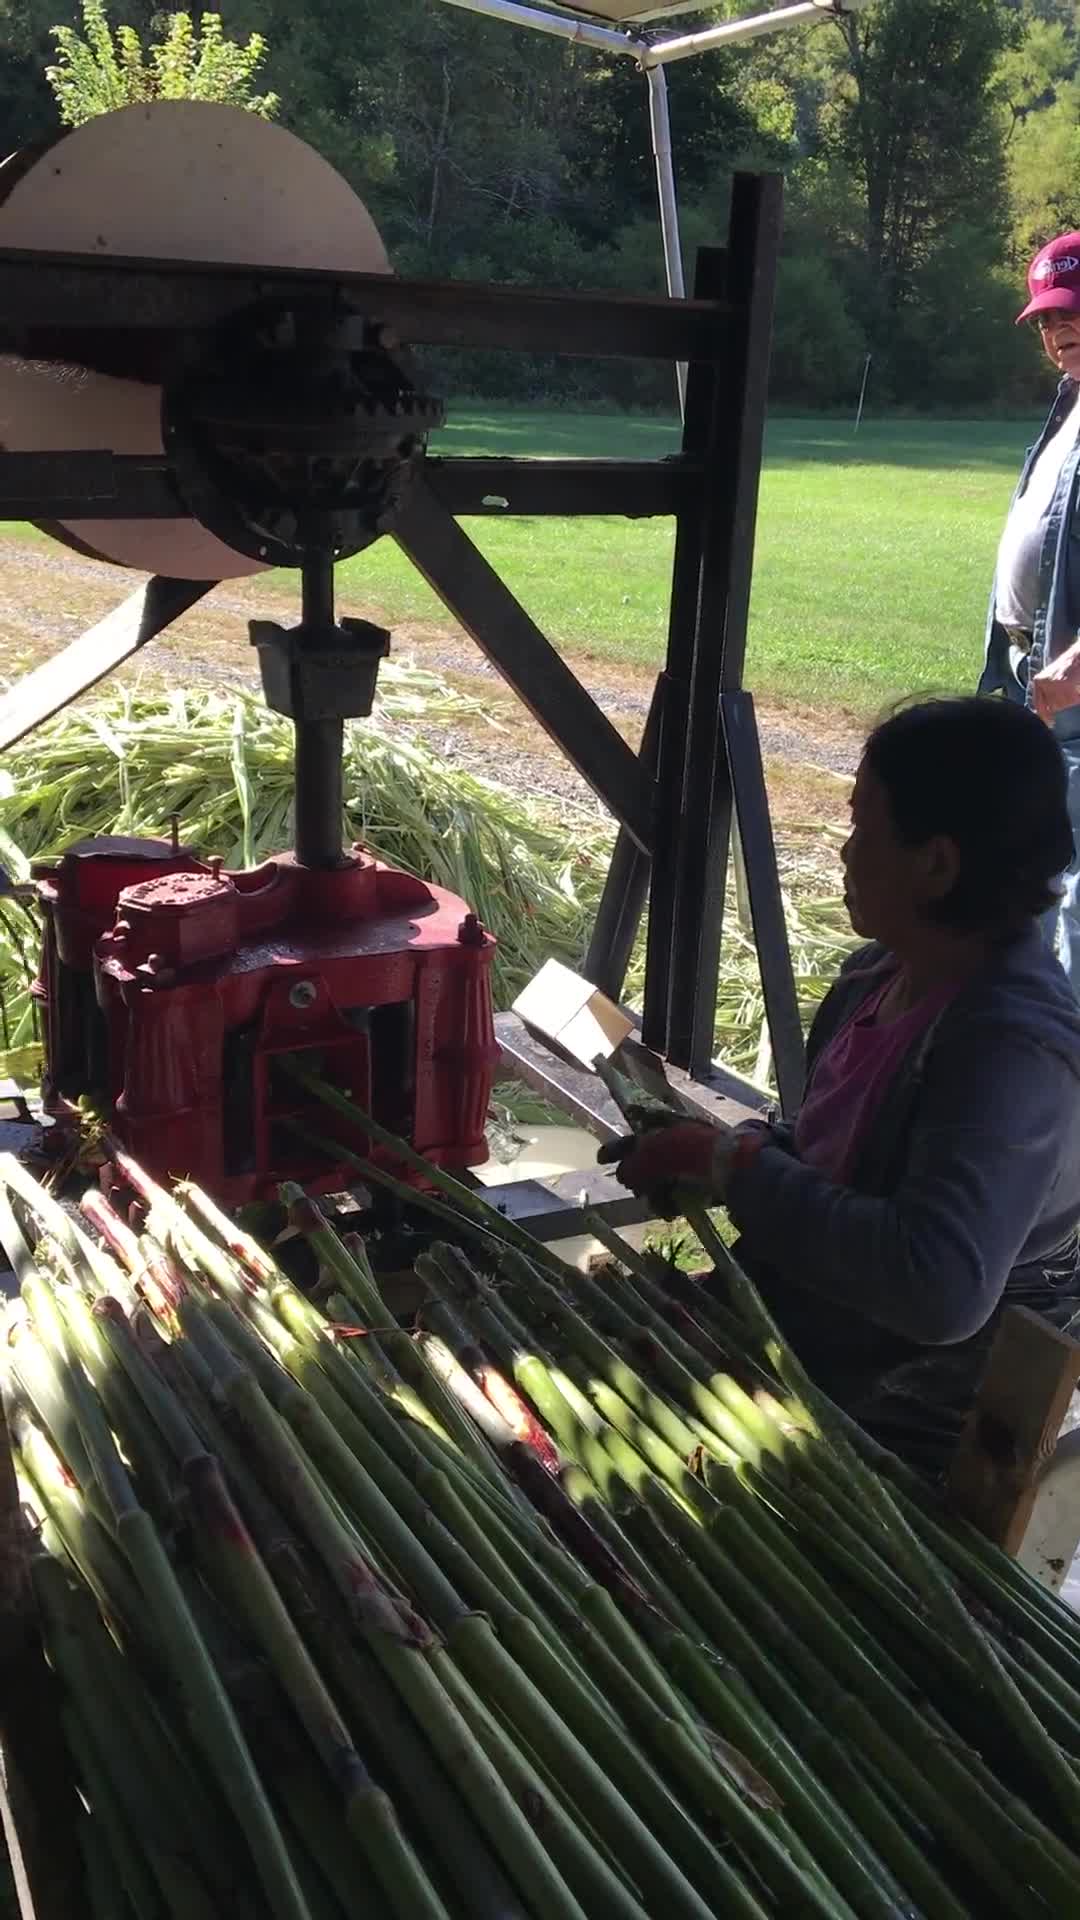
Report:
725,924,1080,1467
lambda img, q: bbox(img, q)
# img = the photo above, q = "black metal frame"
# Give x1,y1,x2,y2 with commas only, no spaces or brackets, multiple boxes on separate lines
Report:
0,168,803,1116
0,243,730,358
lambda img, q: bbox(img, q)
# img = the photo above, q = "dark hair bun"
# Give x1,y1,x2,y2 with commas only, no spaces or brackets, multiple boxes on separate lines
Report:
863,697,1073,937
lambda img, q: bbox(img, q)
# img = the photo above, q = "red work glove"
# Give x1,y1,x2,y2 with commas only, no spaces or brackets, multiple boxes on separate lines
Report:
600,1120,766,1214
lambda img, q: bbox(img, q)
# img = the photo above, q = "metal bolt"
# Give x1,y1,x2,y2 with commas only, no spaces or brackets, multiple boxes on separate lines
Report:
289,980,317,1009
457,913,485,948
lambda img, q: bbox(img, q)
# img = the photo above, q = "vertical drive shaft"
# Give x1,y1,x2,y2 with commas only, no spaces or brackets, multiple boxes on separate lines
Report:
294,553,345,869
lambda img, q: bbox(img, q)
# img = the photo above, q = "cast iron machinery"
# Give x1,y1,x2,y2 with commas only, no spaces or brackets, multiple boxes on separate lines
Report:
0,100,802,1212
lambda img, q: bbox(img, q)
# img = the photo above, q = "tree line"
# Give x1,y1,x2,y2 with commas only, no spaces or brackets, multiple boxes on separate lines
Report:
1,0,1077,413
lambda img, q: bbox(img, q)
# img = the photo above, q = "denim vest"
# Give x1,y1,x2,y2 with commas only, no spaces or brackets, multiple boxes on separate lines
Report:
980,377,1080,704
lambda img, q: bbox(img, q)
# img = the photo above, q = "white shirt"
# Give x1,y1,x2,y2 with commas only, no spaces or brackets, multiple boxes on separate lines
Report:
995,391,1080,631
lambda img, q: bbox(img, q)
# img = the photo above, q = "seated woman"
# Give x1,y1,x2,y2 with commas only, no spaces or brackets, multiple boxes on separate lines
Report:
610,697,1080,1476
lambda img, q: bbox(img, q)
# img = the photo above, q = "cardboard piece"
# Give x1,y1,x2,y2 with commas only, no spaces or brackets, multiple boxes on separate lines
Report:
948,1305,1080,1556
513,959,633,1071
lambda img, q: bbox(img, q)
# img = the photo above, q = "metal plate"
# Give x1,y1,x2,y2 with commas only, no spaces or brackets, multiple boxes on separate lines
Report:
547,1,717,19
477,1171,651,1241
0,103,390,579
495,1011,767,1132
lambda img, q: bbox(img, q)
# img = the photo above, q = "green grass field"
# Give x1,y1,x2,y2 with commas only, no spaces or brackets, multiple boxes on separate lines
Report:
2,409,1041,718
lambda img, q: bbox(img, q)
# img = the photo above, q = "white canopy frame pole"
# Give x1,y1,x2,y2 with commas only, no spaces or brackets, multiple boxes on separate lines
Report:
436,0,869,417
436,0,637,53
645,63,687,411
646,0,857,64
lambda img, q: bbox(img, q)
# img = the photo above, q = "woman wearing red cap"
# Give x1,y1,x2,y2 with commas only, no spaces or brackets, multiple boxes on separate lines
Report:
982,230,1080,980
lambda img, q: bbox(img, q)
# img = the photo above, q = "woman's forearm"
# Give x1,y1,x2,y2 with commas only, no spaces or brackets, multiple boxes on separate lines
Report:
726,1029,1074,1346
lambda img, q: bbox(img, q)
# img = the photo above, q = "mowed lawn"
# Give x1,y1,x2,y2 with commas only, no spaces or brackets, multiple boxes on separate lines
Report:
1,409,1040,719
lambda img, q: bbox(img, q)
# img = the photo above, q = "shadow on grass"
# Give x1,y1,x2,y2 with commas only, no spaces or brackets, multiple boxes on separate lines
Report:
763,417,1040,474
431,407,1039,477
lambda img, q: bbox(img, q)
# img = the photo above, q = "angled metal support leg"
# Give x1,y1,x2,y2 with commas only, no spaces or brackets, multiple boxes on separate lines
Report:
665,176,783,1078
723,689,805,1112
638,175,801,1113
393,477,654,851
0,575,215,752
584,674,663,999
641,242,728,1060
641,474,707,1053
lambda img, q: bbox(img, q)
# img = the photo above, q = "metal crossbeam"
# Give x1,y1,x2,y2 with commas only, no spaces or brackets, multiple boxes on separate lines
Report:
0,247,729,364
0,452,695,522
425,456,696,517
0,452,180,520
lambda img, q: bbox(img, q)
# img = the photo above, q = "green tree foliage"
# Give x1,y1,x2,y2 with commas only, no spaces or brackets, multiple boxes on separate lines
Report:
771,252,867,406
0,0,59,148
999,1,1080,262
831,0,1014,286
46,0,278,126
821,0,1018,398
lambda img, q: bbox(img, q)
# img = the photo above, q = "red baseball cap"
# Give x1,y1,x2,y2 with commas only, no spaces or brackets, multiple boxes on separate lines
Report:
1017,232,1080,324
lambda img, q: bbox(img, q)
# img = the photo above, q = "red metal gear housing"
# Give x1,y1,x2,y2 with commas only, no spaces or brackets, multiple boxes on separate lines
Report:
34,837,498,1204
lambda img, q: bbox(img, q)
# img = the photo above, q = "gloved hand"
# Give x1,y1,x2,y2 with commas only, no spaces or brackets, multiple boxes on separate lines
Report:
598,1119,745,1215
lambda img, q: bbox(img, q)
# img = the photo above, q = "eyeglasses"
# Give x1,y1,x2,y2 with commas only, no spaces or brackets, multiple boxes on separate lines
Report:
1034,309,1078,333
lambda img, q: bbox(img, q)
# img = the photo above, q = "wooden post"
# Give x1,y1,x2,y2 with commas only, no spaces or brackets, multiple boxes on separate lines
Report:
947,1306,1080,1556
